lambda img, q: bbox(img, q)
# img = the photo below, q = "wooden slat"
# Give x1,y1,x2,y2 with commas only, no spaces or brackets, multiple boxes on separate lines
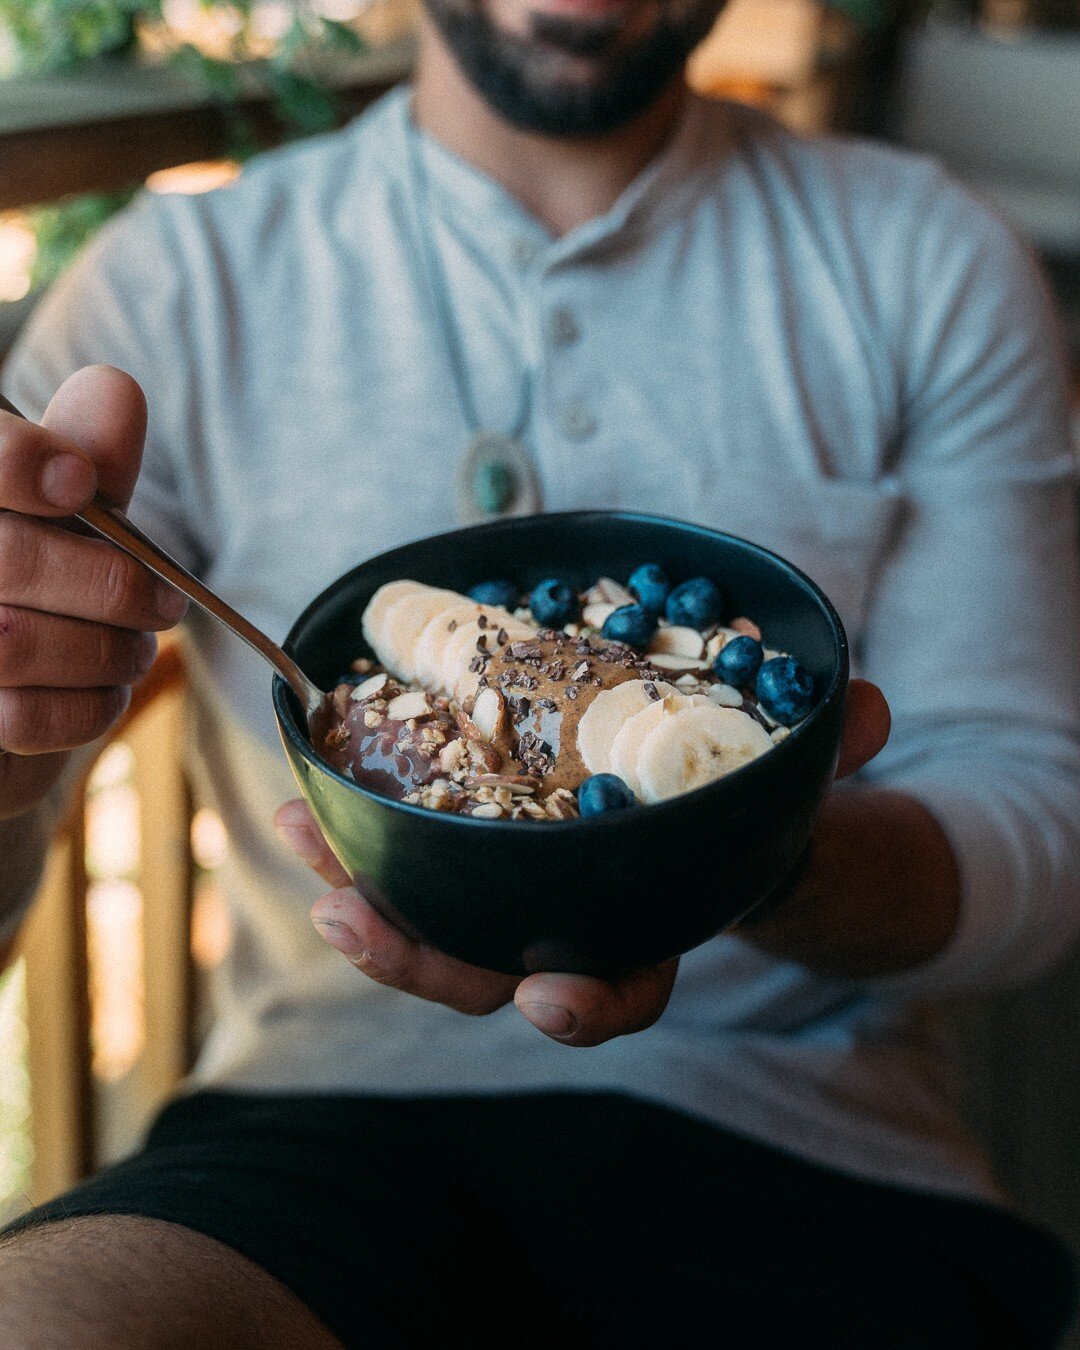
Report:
0,76,402,211
17,808,93,1206
128,678,195,1113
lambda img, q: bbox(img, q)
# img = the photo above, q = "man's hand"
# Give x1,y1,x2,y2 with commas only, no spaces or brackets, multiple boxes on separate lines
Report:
738,682,962,978
275,678,892,1045
0,366,188,821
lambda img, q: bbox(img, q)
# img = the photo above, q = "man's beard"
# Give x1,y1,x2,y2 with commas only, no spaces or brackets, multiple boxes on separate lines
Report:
422,0,725,138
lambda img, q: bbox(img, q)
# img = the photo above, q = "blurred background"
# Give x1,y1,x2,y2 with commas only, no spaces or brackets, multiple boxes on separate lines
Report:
0,0,1078,1335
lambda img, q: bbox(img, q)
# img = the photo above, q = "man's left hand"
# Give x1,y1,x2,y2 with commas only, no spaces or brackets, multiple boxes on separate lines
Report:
275,678,891,1046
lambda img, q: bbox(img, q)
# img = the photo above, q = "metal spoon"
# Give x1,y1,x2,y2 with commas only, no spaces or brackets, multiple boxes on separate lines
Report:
0,392,325,724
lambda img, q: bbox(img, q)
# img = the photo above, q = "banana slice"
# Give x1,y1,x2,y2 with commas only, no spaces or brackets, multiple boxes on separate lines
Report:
636,704,774,804
415,602,513,692
445,617,533,704
609,692,714,798
380,587,463,681
361,581,427,663
576,678,677,775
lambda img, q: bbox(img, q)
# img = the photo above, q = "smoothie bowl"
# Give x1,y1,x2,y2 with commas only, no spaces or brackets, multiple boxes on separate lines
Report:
272,511,848,976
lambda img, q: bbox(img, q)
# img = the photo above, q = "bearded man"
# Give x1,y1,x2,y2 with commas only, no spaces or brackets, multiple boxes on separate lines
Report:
0,0,1077,1345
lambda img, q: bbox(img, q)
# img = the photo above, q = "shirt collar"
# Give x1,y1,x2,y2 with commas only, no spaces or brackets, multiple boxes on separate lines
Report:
386,84,726,269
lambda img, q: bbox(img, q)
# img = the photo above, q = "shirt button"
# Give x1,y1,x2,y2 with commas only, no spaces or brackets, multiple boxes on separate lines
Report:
558,402,597,441
548,307,579,348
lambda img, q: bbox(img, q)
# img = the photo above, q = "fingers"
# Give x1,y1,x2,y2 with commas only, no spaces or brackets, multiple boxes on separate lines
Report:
835,679,890,780
41,365,148,510
0,514,187,631
310,886,519,1017
0,606,157,688
282,795,678,1039
515,960,679,1047
273,798,352,889
0,685,131,755
0,412,98,516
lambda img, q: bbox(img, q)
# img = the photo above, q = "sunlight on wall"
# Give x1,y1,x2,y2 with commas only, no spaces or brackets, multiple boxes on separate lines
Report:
0,963,31,1225
689,0,822,99
86,745,145,1084
145,160,242,196
191,807,232,970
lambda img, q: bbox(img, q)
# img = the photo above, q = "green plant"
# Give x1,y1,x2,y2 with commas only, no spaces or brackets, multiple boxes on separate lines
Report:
0,2,371,290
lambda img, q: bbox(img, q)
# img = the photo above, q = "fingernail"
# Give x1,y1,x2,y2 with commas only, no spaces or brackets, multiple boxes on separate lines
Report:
40,453,95,510
157,586,188,622
135,632,158,674
520,1002,577,1037
312,916,367,961
275,821,322,867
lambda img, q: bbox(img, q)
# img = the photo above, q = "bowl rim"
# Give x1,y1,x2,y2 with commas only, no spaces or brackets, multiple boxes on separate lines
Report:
272,509,850,832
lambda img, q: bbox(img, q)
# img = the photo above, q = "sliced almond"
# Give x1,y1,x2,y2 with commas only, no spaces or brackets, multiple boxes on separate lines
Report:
649,626,705,660
597,576,635,606
582,602,617,630
439,738,468,774
350,671,389,702
387,690,431,722
730,616,763,641
707,683,743,708
471,802,505,819
646,653,710,673
470,687,506,743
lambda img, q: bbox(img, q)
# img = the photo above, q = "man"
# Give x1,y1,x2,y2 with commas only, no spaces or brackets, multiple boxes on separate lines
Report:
0,0,1077,1343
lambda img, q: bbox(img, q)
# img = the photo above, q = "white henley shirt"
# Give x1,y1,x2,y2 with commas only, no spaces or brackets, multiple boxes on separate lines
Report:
5,87,1080,1202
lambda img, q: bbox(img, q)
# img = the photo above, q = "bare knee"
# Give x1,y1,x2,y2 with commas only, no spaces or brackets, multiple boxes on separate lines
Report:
0,1214,340,1350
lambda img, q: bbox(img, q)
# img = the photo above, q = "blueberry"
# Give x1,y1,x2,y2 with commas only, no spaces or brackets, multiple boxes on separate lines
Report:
713,635,764,687
529,579,580,629
578,773,636,817
628,562,670,615
601,604,658,650
468,578,519,609
755,656,815,726
665,577,723,629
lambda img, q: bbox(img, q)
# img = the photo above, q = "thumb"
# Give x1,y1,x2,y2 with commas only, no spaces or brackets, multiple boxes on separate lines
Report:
41,364,148,510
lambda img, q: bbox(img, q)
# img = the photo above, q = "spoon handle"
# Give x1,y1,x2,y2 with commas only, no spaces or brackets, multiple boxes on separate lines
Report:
0,392,320,715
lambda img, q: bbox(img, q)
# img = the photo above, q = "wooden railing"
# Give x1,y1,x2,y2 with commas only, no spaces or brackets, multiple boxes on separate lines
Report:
13,641,194,1206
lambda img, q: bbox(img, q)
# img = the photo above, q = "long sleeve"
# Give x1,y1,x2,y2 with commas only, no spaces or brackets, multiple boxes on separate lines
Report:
0,195,205,927
858,177,1080,997
1,192,207,573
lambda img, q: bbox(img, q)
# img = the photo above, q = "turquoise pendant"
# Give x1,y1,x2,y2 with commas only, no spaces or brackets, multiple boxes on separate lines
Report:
457,431,542,525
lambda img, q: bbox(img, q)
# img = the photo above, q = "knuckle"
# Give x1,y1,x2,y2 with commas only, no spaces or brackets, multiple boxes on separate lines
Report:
0,689,18,751
348,950,404,989
0,515,31,599
94,623,120,680
0,605,33,680
97,549,140,619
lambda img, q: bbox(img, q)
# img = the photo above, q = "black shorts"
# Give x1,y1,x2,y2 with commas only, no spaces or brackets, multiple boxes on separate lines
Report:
4,1090,1074,1348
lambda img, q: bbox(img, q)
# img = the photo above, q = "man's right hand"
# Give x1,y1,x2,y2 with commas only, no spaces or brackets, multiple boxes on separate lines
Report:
0,365,188,821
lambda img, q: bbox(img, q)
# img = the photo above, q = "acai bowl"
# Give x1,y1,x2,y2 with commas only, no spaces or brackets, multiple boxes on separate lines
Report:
273,511,848,976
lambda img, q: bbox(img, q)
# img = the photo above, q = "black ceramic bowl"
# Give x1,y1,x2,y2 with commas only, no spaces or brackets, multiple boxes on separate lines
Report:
273,511,848,976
